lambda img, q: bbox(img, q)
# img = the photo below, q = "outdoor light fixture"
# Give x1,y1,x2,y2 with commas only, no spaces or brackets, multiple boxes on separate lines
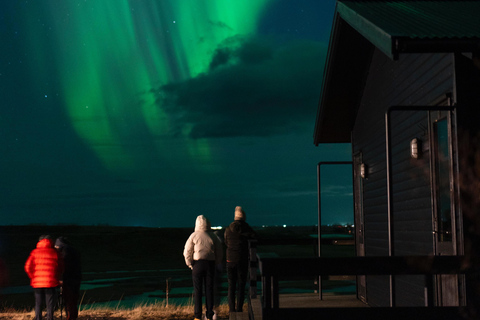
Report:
410,138,422,159
360,163,367,179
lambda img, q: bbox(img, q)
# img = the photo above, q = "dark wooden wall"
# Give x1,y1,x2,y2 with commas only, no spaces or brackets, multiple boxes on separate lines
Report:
352,49,455,307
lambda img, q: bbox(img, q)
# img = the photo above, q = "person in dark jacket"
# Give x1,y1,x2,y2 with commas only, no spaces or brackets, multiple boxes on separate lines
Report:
55,237,82,320
25,235,63,320
224,206,256,313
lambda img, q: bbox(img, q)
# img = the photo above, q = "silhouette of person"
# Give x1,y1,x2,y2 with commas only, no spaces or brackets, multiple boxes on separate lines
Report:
183,215,223,320
55,237,82,320
224,206,256,313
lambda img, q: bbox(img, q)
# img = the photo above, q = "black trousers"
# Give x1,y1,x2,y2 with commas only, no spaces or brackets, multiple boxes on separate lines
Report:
63,283,80,320
227,261,248,312
34,287,56,320
192,260,215,319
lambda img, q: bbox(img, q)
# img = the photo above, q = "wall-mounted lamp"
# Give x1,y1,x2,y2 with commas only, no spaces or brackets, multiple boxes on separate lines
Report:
410,138,422,159
360,163,367,179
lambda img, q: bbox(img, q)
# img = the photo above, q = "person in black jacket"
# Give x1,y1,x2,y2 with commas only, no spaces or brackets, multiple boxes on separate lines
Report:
55,237,82,320
224,206,256,313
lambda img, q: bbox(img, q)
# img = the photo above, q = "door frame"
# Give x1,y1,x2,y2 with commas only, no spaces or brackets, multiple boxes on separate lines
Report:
385,104,460,306
428,109,462,306
353,152,367,302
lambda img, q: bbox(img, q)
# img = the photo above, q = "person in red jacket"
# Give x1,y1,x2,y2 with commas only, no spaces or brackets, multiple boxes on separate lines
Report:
25,235,63,320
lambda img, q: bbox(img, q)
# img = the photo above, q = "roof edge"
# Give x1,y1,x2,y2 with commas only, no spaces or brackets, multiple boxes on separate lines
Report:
394,37,480,59
337,1,394,59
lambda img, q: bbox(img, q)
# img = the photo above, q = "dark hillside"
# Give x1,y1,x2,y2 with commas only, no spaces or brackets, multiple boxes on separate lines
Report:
0,225,352,309
0,225,193,287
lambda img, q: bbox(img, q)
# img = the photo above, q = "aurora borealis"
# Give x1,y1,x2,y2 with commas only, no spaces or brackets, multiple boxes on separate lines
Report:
0,0,352,227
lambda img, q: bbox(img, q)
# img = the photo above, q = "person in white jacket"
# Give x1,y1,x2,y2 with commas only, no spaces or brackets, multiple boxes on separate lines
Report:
183,215,223,320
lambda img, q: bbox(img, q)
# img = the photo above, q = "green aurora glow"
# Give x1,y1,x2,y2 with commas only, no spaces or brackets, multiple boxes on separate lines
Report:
1,0,353,227
20,0,272,173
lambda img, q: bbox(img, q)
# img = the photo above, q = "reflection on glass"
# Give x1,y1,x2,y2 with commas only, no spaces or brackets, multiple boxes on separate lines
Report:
434,118,452,242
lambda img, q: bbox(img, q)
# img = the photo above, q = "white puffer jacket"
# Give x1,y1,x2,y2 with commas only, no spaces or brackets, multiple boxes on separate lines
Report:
183,215,223,269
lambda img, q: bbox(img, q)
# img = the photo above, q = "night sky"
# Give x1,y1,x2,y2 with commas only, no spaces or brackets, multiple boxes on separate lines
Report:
0,0,352,228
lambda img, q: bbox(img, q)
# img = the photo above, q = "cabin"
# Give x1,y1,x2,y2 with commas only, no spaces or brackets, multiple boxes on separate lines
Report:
314,0,480,314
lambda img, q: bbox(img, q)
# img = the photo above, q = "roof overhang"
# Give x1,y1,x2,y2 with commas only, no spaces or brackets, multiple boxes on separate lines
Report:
314,0,480,145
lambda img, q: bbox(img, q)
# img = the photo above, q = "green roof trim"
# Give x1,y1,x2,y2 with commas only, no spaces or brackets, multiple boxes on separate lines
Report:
337,0,480,59
337,1,394,58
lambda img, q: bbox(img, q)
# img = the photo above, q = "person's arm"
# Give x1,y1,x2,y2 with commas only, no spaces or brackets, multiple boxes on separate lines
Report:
241,223,256,238
25,251,35,279
247,224,257,238
183,234,195,269
224,228,229,247
24,252,34,279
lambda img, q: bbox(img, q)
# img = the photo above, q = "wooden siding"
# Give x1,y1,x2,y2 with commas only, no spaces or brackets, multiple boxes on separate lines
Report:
352,49,454,307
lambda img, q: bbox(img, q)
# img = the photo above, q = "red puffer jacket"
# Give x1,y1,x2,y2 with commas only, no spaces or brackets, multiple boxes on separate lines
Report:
25,238,63,288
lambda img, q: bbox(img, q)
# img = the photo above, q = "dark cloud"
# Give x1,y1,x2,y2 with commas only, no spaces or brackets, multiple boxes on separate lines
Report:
209,20,234,31
154,36,328,139
209,36,274,70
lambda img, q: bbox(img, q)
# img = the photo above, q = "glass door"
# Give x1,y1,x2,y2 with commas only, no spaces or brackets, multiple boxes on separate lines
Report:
430,111,458,306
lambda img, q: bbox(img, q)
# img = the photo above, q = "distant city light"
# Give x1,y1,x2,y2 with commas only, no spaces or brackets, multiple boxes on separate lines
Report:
211,226,222,230
283,225,286,228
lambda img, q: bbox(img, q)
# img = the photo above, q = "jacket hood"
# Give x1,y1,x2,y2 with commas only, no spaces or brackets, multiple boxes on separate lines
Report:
195,215,211,232
36,238,54,249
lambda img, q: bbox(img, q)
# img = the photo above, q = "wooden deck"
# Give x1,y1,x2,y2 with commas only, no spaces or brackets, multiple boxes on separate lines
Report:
248,292,466,320
249,293,367,320
247,241,468,320
229,311,250,320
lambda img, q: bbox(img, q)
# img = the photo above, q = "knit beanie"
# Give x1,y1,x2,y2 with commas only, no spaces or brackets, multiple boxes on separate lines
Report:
234,206,246,221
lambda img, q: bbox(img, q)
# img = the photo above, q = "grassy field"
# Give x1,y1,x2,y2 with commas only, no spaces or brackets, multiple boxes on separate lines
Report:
0,301,233,320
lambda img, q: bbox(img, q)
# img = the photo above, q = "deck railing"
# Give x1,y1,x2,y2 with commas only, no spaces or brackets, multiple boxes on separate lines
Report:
248,239,469,320
248,238,318,299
